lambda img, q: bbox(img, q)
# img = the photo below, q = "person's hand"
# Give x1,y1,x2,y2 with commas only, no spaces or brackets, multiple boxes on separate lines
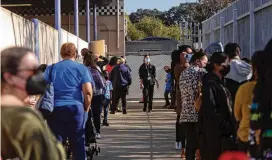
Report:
140,84,144,89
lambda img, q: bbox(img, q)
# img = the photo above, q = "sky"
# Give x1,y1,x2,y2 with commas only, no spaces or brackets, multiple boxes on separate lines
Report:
125,0,198,14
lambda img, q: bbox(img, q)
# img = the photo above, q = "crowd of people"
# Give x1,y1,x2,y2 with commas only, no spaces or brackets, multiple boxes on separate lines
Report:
1,42,133,160
1,38,272,160
170,40,272,160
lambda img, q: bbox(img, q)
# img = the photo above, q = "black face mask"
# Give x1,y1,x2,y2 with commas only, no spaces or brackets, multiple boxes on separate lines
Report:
219,65,231,77
26,72,47,95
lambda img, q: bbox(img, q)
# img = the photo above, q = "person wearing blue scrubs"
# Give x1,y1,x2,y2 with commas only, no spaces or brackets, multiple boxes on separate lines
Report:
44,43,94,160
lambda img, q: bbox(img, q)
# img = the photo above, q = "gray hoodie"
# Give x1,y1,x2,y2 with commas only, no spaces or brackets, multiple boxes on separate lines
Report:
226,59,252,83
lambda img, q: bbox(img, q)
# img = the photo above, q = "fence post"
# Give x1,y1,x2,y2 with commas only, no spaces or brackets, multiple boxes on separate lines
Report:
233,9,238,43
210,19,215,43
198,23,202,49
250,0,255,58
220,17,225,46
31,18,40,63
55,0,62,61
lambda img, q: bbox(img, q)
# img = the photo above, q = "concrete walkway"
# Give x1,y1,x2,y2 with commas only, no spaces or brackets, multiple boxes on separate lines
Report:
95,102,181,160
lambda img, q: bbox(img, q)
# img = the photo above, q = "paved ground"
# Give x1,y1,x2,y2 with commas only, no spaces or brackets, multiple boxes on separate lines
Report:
95,102,181,160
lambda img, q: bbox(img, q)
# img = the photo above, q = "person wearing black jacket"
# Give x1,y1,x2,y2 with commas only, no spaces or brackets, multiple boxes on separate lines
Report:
199,52,235,160
139,55,159,112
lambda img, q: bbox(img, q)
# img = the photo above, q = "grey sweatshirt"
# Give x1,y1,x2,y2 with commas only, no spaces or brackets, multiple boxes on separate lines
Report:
226,59,252,83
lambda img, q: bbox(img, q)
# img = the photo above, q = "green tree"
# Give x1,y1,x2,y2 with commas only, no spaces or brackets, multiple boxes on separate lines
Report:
126,15,146,41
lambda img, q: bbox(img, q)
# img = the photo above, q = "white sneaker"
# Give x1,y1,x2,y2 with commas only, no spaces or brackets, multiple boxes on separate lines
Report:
175,142,181,150
95,133,101,139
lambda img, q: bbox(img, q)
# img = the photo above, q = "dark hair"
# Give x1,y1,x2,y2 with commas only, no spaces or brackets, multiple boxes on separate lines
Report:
206,52,228,72
178,45,192,53
172,45,192,64
250,51,264,81
253,39,272,125
38,64,48,73
241,58,251,64
83,51,96,67
1,47,33,77
224,43,241,59
190,50,206,64
109,56,118,66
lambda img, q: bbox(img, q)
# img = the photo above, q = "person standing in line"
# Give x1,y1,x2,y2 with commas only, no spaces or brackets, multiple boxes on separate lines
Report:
179,51,208,160
224,43,252,106
174,50,192,155
139,55,159,112
44,43,93,160
110,58,132,114
93,53,109,72
102,70,113,126
163,66,172,108
84,51,105,140
1,47,66,160
170,45,193,109
234,51,263,153
199,52,234,160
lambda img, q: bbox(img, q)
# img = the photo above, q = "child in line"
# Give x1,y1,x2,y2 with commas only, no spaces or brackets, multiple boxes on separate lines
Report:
102,71,113,126
163,66,172,108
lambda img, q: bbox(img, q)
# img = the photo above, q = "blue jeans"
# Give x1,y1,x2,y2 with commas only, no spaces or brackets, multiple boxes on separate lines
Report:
47,104,87,160
103,99,110,121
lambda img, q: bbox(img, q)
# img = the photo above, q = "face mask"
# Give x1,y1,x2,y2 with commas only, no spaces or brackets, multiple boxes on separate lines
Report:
25,72,47,95
145,58,151,63
219,65,231,77
185,54,193,63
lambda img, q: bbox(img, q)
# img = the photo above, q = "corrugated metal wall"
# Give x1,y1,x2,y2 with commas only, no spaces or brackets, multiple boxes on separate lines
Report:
202,0,272,58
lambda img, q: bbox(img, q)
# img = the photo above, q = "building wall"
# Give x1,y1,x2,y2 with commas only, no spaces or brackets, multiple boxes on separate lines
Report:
11,0,125,56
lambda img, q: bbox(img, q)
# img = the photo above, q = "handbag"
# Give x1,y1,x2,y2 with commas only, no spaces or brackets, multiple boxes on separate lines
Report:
37,64,55,119
194,80,202,112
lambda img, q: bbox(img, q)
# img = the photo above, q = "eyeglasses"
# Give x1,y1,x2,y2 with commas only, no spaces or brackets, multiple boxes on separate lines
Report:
17,68,39,74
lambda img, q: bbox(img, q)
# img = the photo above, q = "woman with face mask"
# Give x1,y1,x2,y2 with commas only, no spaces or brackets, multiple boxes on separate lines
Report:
179,50,208,160
1,47,66,160
139,55,159,112
199,52,234,160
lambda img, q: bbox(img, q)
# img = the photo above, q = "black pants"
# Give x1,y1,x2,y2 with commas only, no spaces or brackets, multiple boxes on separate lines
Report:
176,115,186,147
90,95,103,134
183,122,199,160
85,109,97,144
112,86,128,111
143,84,154,110
171,88,176,106
237,139,249,153
164,90,171,105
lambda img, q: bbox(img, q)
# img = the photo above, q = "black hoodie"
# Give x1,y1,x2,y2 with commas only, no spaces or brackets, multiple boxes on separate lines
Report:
199,72,235,137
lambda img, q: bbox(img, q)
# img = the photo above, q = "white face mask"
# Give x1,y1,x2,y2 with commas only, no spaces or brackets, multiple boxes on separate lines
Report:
145,58,151,63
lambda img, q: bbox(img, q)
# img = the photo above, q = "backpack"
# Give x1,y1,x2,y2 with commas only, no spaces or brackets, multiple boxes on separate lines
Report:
37,64,55,119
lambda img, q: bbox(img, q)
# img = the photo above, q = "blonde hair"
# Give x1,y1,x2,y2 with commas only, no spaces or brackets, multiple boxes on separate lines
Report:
60,42,77,58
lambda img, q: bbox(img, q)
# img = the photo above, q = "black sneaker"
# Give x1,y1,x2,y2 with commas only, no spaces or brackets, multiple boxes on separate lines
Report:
122,110,127,114
116,109,122,112
148,109,152,112
102,120,109,126
110,111,115,114
143,108,147,112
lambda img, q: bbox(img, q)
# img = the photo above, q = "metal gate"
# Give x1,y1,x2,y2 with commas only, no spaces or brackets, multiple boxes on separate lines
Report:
126,53,171,100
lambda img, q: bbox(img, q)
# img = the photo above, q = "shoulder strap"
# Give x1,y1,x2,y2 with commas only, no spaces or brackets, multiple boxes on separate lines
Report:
49,64,55,83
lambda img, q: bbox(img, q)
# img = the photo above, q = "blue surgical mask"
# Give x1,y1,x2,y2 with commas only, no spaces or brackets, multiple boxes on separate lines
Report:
185,54,193,62
145,58,151,63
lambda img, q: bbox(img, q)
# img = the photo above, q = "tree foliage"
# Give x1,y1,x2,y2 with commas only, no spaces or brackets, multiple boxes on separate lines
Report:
127,16,181,41
126,0,236,40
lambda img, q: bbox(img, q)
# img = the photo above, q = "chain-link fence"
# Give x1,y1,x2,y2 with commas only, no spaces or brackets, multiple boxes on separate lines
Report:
126,53,171,100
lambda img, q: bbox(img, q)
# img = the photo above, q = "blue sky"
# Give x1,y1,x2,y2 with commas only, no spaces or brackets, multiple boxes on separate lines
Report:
125,0,198,13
